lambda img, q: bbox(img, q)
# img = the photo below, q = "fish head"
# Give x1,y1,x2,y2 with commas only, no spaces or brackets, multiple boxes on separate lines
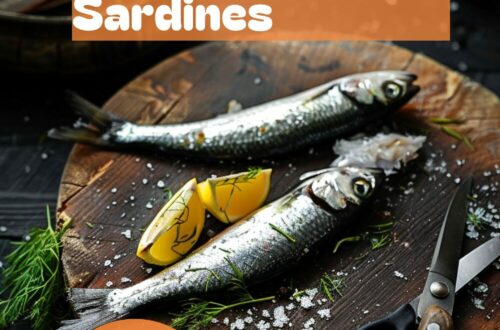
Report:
304,167,382,210
338,71,419,109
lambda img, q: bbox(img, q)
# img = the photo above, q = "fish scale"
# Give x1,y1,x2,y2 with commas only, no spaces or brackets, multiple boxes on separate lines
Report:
104,178,365,316
49,71,419,159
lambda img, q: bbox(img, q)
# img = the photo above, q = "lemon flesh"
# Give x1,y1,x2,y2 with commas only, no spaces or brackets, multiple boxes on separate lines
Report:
136,178,205,266
197,169,272,224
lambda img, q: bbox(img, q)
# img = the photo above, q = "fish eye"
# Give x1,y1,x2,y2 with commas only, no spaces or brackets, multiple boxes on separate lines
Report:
352,178,372,198
383,82,402,100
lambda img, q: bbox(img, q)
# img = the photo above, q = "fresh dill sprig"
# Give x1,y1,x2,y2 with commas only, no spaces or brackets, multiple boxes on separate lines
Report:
245,167,262,180
332,236,361,253
0,206,70,330
172,295,274,330
172,258,274,330
467,212,483,230
224,257,253,301
319,273,344,303
269,224,296,243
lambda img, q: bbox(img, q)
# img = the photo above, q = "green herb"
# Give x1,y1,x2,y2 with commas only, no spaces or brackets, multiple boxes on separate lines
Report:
441,126,463,141
85,222,94,228
319,273,344,302
429,117,466,125
0,206,70,330
333,236,361,253
172,295,274,330
466,194,477,202
467,212,483,230
368,222,393,230
292,290,305,299
163,188,173,200
463,136,475,151
172,258,274,330
370,234,391,250
269,224,296,243
245,167,262,180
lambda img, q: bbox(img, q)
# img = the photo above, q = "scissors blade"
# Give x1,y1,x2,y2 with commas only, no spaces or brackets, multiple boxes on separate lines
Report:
410,236,500,309
416,177,472,318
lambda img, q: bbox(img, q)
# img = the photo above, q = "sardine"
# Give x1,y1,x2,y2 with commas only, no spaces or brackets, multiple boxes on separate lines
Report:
59,133,425,330
49,71,419,158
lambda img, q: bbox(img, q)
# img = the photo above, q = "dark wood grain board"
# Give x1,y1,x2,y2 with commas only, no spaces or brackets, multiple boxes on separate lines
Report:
56,41,499,329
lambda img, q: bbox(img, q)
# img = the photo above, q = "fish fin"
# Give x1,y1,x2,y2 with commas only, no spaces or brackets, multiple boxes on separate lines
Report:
49,91,127,146
58,288,126,330
48,126,114,147
64,90,123,130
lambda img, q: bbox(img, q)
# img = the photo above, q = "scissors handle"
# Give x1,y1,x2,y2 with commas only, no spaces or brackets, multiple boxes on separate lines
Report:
418,305,453,330
358,303,417,330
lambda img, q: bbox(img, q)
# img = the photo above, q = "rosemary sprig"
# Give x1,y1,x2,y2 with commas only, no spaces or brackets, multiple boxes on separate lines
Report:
332,236,361,253
269,224,296,243
319,273,344,302
0,206,70,330
429,117,466,125
370,234,391,250
441,126,463,141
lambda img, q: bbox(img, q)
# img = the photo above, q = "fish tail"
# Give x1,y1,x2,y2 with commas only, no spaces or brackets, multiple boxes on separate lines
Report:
48,91,126,147
58,288,126,330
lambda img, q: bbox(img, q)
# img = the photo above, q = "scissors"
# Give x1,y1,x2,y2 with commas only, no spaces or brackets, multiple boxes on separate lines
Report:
359,178,500,330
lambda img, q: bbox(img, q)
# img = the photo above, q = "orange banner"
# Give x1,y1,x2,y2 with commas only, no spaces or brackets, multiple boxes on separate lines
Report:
72,0,450,41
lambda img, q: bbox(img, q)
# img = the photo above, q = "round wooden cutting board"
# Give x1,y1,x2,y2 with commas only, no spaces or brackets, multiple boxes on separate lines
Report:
56,41,499,329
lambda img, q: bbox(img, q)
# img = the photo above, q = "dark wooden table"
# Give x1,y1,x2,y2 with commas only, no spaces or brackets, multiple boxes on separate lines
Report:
1,0,499,328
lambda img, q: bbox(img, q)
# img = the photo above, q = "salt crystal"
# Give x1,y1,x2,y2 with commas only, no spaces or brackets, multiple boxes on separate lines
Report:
105,281,113,287
303,317,315,329
394,271,407,280
223,317,229,325
286,303,295,310
142,178,149,185
262,309,270,318
256,320,271,330
146,202,153,209
121,277,132,283
111,187,117,193
244,316,253,324
157,180,166,188
230,318,245,330
254,77,262,85
272,306,289,328
104,260,112,267
121,229,132,239
146,268,152,274
317,308,331,320
0,226,7,232
41,152,48,160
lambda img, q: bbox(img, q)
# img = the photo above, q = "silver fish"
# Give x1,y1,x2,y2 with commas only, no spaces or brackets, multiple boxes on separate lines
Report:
59,133,425,330
49,71,419,158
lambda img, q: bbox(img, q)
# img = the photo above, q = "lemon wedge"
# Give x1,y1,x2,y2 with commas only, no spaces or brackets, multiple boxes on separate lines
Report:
197,168,272,224
136,178,205,266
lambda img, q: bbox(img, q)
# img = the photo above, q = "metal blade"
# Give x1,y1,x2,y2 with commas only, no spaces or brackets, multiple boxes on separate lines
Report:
456,236,500,290
409,236,500,312
417,178,472,318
